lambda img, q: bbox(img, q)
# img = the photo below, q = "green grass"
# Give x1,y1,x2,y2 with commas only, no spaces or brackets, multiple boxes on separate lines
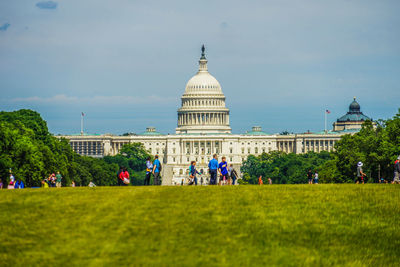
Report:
1,185,399,266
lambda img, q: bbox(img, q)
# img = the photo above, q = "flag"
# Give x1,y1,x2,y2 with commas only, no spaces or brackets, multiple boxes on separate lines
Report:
326,110,331,114
81,112,85,116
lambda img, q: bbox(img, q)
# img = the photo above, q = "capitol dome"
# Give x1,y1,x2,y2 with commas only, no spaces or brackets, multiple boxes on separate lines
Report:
184,72,223,95
176,45,231,134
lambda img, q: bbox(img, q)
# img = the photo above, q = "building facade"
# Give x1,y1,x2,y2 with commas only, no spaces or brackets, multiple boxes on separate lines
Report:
60,47,373,185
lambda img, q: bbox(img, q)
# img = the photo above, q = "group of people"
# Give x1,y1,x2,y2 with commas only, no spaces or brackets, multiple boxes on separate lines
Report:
5,173,24,189
258,176,272,185
307,170,319,184
203,154,239,185
41,172,63,188
145,155,161,185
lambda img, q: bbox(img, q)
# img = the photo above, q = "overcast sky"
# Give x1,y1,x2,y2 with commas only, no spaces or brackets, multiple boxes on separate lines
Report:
1,0,399,135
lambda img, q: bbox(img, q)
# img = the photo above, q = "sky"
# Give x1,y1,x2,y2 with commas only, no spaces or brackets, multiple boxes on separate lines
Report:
0,0,399,135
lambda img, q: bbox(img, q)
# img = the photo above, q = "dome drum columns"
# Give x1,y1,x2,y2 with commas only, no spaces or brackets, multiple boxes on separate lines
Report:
178,112,230,126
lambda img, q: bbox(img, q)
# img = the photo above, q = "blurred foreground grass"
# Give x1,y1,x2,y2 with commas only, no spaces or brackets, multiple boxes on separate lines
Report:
1,185,399,266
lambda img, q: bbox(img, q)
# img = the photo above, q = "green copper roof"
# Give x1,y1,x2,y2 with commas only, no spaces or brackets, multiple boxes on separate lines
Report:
243,126,268,135
139,127,164,136
337,98,372,122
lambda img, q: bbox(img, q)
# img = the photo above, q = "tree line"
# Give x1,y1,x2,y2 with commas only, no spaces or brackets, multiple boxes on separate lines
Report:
242,110,400,184
1,109,399,186
0,109,151,187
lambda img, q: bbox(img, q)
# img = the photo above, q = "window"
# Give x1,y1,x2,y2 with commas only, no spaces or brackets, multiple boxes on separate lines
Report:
255,147,258,154
173,148,176,153
187,157,189,162
230,157,233,162
230,148,233,153
157,143,159,146
241,148,244,154
262,148,266,153
248,148,251,154
173,157,176,162
179,169,183,175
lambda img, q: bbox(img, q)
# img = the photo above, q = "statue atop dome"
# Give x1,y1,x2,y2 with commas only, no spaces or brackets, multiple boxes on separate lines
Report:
200,44,206,60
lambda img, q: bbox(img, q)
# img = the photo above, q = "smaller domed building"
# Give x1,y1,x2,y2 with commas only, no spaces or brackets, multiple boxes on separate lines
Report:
333,97,374,131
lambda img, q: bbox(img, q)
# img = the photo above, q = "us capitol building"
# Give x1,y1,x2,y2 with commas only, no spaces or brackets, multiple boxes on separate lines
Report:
60,46,373,185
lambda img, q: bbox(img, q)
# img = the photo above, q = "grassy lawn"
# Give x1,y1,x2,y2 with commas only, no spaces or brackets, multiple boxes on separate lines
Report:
1,185,399,266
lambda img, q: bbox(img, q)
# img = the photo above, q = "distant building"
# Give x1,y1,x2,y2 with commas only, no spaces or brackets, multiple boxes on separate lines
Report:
333,97,374,131
59,47,373,185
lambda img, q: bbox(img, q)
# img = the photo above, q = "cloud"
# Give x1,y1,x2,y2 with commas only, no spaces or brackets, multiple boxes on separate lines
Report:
0,23,10,31
36,1,58,10
9,94,175,106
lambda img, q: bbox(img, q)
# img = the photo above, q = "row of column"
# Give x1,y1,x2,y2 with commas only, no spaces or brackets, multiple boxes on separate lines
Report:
303,139,335,153
277,141,295,153
183,99,224,107
180,140,221,156
179,112,229,126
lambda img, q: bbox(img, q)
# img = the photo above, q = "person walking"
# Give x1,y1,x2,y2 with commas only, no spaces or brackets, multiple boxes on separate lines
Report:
189,161,200,185
393,156,400,184
258,176,263,185
268,177,272,185
314,171,319,184
208,154,218,185
307,170,313,184
356,162,366,184
145,157,153,186
55,171,62,188
119,167,130,186
218,157,229,185
152,155,161,185
228,164,238,185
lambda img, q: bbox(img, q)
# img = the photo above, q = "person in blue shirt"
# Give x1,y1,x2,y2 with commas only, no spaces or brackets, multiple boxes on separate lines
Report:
208,154,218,185
152,155,161,186
189,161,200,185
14,179,24,189
218,157,229,185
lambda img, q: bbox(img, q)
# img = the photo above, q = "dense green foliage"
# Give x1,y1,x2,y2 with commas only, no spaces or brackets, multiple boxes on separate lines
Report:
103,143,153,185
325,114,400,183
242,110,400,184
0,110,151,187
241,151,331,184
1,185,399,266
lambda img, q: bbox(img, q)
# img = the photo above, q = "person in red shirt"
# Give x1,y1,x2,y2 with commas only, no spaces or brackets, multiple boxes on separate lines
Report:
258,176,263,185
119,167,130,186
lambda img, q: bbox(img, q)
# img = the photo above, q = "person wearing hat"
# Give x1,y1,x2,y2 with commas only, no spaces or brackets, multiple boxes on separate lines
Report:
356,162,366,184
393,156,400,184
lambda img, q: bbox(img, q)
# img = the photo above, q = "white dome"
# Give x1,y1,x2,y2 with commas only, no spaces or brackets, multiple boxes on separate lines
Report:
184,72,223,94
176,45,231,134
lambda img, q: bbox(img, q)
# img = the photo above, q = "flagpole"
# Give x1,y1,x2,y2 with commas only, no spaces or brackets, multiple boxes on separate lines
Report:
324,110,327,133
81,112,84,135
